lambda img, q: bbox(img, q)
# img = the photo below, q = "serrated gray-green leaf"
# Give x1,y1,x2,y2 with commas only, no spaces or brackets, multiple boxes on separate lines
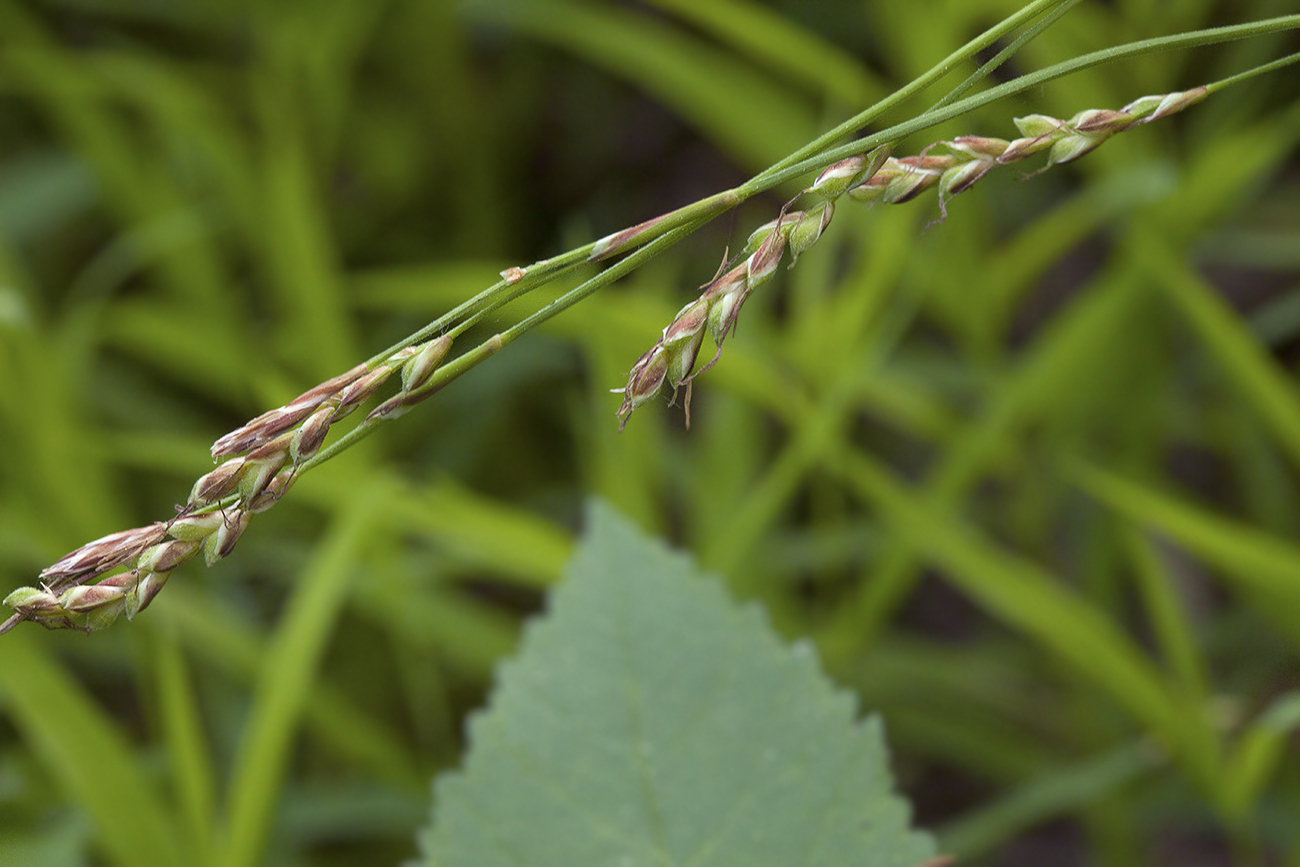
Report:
419,500,934,867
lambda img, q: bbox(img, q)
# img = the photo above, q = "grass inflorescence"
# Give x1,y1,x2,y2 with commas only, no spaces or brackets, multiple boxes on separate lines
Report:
612,87,1207,429
1,336,453,634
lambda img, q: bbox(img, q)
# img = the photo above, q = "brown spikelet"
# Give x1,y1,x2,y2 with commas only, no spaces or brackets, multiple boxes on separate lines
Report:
39,522,168,587
211,363,368,458
191,458,247,506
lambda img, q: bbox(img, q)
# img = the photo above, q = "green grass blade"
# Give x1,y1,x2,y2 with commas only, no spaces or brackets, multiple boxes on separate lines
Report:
1074,462,1300,613
836,450,1220,790
1121,527,1210,701
252,121,358,380
1222,692,1300,822
465,0,818,170
156,585,421,788
643,0,885,108
701,213,925,579
150,626,217,861
817,269,1157,658
939,742,1158,859
0,634,185,867
1138,228,1300,470
217,483,388,867
383,479,573,588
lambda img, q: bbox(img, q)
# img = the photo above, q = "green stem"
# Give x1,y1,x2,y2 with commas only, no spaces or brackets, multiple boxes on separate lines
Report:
750,0,1081,182
501,224,704,346
931,0,1087,111
231,14,1300,495
746,15,1300,197
360,243,600,367
299,219,710,475
1205,49,1300,94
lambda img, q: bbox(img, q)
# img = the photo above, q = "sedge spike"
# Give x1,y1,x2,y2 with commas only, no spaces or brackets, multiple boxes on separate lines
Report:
2,335,462,634
613,87,1210,430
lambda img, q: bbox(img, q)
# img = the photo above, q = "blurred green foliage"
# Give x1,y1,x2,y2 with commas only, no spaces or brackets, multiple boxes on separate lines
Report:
0,0,1298,865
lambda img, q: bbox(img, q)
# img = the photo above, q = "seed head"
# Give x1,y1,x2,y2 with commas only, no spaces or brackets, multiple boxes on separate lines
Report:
744,211,802,255
590,213,672,261
136,539,201,574
788,201,834,265
661,299,710,389
946,136,1010,159
210,403,316,459
191,458,248,505
847,156,951,206
40,522,168,585
60,582,126,613
203,509,250,566
611,85,1213,432
8,568,170,629
810,157,870,200
1047,132,1109,167
366,335,457,421
938,158,992,201
168,511,225,542
247,469,297,513
809,145,892,201
1068,108,1134,134
936,139,1008,216
290,406,335,464
746,225,788,289
365,393,411,421
126,570,169,620
333,367,396,419
4,586,61,615
238,451,289,503
1123,87,1207,123
614,346,670,431
701,264,750,347
882,156,952,204
400,336,454,393
662,298,709,349
211,363,368,458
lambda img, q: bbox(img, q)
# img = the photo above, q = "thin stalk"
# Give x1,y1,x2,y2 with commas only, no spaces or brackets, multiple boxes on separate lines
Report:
750,0,1080,182
931,0,1088,111
745,15,1300,198
361,244,596,366
297,219,710,476
500,225,703,347
1204,49,1300,94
